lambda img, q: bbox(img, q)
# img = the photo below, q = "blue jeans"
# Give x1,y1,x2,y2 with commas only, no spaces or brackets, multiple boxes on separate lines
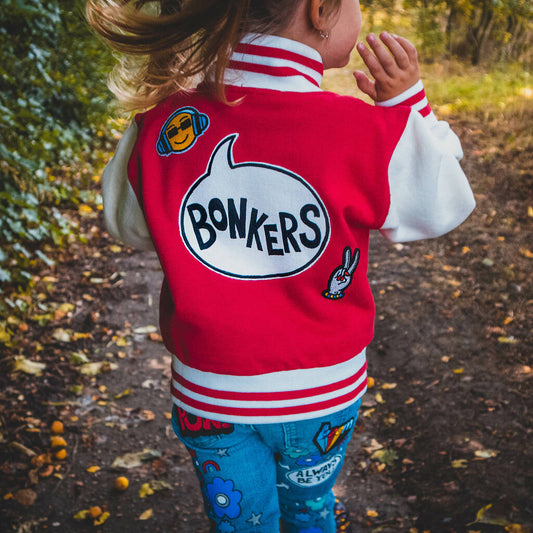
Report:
172,401,361,533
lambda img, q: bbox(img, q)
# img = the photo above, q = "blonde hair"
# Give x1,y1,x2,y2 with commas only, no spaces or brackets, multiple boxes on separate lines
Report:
86,0,341,110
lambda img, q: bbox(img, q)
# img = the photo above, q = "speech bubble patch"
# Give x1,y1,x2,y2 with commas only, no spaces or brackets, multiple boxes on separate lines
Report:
180,135,330,279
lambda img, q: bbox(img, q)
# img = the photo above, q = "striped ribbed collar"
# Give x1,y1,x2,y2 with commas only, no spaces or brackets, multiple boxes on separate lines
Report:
225,33,324,92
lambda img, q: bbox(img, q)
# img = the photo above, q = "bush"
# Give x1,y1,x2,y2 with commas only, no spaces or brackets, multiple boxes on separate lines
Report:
0,0,112,291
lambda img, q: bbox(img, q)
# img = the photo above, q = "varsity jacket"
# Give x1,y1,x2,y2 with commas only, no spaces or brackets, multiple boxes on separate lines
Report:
102,34,475,423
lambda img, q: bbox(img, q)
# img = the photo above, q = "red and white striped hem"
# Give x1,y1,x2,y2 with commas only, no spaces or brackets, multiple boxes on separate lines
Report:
170,350,368,424
375,80,434,119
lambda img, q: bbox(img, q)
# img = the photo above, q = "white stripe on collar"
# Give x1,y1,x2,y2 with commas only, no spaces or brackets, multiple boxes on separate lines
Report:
225,33,324,93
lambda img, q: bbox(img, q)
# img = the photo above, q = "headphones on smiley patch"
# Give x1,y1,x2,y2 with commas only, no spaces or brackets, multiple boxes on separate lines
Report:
157,106,209,155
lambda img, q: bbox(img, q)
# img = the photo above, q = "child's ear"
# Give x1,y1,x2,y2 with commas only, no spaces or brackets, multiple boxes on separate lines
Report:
308,0,328,32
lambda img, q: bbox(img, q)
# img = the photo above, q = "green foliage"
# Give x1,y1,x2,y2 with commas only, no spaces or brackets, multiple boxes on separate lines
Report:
402,0,533,64
0,0,112,296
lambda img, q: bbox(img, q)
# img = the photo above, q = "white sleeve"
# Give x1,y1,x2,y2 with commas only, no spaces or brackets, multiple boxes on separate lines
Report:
376,81,475,242
101,122,155,251
379,110,475,242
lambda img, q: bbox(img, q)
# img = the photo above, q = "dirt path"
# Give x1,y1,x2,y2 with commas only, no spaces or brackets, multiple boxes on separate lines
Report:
1,118,531,532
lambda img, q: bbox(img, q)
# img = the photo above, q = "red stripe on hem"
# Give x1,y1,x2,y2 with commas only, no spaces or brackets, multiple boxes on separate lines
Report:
419,104,432,117
171,380,367,418
172,362,367,401
235,43,323,75
228,60,320,87
395,88,426,108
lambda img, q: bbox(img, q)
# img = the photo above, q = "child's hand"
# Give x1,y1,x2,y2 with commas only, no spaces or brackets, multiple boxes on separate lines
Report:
353,32,420,102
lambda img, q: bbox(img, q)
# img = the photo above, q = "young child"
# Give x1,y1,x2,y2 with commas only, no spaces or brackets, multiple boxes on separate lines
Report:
87,1,475,531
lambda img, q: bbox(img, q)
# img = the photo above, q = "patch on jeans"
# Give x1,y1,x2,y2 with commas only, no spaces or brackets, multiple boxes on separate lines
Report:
286,454,342,487
313,417,355,454
176,406,234,437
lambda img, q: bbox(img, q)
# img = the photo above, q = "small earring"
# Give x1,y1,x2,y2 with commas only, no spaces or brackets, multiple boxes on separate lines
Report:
319,30,329,39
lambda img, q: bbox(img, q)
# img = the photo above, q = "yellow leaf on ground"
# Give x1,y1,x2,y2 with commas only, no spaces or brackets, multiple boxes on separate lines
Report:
452,459,468,468
367,509,379,517
13,357,46,376
139,483,155,498
114,389,132,400
375,393,385,404
498,336,518,344
139,509,153,520
87,466,100,473
94,511,110,526
74,510,90,520
519,248,533,258
381,383,397,390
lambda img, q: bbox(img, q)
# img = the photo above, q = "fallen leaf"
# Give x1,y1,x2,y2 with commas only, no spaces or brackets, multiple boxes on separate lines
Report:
78,361,117,376
114,389,132,400
139,509,153,520
468,503,513,527
474,449,499,459
519,248,533,259
87,466,100,473
13,357,46,376
114,336,130,347
498,336,518,344
0,325,12,343
371,448,398,466
381,383,397,390
148,480,172,491
70,351,90,365
367,509,379,517
111,449,162,469
94,511,110,526
14,489,37,506
375,393,385,404
52,328,73,342
74,510,90,520
452,459,468,468
139,483,155,498
383,413,397,426
54,303,75,320
133,325,158,335
40,465,55,477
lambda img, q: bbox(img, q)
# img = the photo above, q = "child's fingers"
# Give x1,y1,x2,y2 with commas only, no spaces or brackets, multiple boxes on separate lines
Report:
365,33,398,78
356,41,386,80
380,32,410,70
392,34,418,63
353,71,377,100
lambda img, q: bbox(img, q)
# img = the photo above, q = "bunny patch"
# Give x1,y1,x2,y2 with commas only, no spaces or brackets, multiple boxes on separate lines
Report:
323,247,360,300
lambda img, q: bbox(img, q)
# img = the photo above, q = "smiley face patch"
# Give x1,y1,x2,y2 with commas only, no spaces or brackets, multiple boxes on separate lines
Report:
157,106,209,155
